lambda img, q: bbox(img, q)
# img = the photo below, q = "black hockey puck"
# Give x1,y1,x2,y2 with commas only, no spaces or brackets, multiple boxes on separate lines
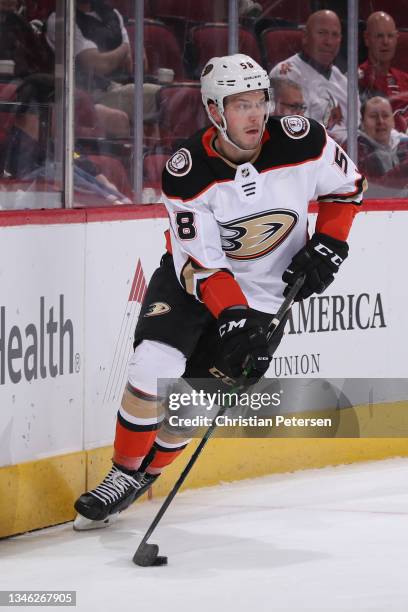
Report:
153,555,168,566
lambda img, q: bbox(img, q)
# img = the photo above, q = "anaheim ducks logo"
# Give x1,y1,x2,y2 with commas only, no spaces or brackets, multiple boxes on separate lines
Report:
220,210,298,260
201,63,214,77
144,302,171,317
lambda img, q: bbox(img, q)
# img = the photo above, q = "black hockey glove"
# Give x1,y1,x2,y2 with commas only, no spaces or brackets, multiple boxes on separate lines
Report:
215,307,271,382
282,232,349,301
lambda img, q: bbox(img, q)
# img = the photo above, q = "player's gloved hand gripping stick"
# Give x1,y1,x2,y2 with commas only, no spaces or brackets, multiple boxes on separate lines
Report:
132,275,305,567
215,306,271,386
282,232,348,301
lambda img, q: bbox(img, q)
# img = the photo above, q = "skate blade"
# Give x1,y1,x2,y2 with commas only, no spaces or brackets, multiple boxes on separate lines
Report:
73,512,120,531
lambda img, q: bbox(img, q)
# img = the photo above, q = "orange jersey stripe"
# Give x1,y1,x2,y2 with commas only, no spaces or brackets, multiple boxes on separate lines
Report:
199,271,248,317
315,202,359,241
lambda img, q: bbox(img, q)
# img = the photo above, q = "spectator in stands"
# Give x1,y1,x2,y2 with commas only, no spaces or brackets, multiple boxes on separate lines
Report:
91,101,130,138
359,11,408,132
46,1,158,128
358,95,408,187
0,0,52,76
239,0,262,19
271,77,306,116
269,9,351,143
1,73,131,203
0,0,130,138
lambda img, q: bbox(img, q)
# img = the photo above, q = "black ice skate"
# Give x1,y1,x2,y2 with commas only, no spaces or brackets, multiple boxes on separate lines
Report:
73,466,159,531
136,471,159,494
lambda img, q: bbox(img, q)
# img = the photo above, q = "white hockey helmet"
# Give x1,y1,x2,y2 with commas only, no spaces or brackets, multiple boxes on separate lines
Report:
200,53,272,148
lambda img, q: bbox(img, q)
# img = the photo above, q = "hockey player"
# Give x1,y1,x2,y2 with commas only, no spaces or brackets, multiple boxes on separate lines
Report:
73,54,365,530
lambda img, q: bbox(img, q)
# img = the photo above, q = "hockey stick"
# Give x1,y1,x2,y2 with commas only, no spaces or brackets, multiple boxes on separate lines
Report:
132,275,305,567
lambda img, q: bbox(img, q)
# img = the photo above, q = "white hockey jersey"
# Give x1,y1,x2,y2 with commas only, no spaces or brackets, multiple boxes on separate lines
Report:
270,52,357,144
161,116,364,317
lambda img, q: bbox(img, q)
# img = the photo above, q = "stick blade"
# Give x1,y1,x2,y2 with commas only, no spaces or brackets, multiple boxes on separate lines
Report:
133,543,167,567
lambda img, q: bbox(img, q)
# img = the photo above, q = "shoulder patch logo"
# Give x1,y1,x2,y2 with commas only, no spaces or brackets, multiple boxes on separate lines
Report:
166,148,192,177
281,115,310,139
144,302,171,317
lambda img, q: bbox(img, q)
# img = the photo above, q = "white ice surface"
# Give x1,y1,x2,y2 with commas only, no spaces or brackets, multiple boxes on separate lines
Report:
1,458,408,612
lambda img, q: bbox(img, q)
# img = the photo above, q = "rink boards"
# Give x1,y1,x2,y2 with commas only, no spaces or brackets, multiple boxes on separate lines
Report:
0,203,407,537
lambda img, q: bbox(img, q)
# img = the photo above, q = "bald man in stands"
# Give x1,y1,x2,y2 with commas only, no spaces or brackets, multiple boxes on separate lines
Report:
270,9,354,143
359,11,408,130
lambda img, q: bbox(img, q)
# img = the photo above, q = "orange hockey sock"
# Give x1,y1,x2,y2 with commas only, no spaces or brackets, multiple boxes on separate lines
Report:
113,383,164,471
146,435,191,475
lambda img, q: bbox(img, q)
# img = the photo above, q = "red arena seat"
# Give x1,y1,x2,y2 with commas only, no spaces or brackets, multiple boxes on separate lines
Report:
0,83,19,145
24,0,55,21
156,83,208,146
88,155,132,197
359,0,408,28
108,0,134,20
129,20,184,80
261,28,303,72
257,0,311,24
190,24,261,77
148,0,227,23
143,152,169,187
75,89,104,138
146,1,227,52
393,31,408,74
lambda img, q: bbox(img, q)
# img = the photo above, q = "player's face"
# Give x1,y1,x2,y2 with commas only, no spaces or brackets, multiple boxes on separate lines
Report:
362,98,394,145
303,15,341,67
223,91,268,150
365,18,398,65
275,86,307,116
